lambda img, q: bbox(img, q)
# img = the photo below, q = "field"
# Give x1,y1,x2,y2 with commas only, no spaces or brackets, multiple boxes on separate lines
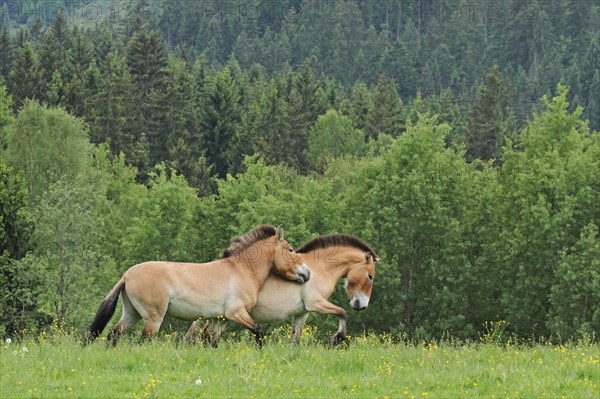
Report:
1,329,598,399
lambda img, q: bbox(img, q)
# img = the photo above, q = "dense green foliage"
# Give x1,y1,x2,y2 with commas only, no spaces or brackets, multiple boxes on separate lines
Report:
0,1,598,342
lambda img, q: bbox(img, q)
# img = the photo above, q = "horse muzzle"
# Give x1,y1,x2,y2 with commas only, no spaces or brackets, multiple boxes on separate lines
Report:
350,294,369,311
296,263,311,283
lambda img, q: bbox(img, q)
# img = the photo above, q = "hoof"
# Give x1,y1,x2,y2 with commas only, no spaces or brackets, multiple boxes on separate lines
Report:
330,333,347,345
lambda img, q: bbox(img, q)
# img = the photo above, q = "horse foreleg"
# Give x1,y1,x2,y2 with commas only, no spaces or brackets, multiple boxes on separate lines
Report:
291,314,309,344
185,319,224,348
206,319,227,348
225,309,264,348
306,299,347,345
184,320,202,344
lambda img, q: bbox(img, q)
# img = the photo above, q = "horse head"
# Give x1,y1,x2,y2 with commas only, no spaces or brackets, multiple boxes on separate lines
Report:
271,226,311,284
344,251,379,311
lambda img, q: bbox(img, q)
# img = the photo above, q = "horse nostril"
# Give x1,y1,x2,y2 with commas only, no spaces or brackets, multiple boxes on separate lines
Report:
297,270,310,283
302,271,310,282
351,300,367,311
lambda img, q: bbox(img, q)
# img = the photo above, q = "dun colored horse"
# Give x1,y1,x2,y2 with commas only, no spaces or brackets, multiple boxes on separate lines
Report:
85,225,311,347
187,234,379,346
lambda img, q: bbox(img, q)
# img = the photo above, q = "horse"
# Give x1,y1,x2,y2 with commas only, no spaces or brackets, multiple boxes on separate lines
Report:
84,225,311,347
186,234,379,346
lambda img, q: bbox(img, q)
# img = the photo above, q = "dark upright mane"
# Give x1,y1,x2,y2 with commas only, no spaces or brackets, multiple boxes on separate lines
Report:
296,234,378,258
221,225,277,258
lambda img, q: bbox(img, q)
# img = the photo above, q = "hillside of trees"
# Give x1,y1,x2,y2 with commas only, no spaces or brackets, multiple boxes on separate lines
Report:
1,0,599,342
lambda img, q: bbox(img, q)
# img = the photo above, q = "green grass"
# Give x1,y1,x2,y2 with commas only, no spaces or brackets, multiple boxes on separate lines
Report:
1,329,598,398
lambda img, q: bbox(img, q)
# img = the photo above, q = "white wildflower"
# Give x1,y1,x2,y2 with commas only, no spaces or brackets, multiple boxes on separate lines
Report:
195,379,202,386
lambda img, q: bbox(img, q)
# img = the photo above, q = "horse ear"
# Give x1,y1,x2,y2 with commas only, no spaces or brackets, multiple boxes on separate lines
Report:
366,253,381,263
275,225,284,241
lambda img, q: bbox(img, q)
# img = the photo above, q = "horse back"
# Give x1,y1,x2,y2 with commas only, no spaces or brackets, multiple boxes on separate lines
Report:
123,260,251,320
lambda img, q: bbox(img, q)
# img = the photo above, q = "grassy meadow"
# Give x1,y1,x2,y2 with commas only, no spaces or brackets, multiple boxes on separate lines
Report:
1,328,598,398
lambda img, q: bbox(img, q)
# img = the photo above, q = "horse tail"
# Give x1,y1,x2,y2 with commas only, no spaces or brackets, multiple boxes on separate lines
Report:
84,278,125,345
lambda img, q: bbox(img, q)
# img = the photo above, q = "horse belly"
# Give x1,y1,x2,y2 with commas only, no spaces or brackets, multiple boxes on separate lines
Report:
166,294,225,320
250,282,305,323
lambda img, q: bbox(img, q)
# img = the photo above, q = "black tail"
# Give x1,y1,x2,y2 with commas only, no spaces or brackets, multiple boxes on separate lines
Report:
83,279,125,345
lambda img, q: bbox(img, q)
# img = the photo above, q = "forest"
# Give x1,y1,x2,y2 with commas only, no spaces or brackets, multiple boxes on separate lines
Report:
0,0,598,342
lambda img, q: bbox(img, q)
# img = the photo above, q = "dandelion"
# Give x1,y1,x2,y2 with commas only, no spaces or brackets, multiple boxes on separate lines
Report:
22,346,28,352
195,379,202,386
6,338,11,344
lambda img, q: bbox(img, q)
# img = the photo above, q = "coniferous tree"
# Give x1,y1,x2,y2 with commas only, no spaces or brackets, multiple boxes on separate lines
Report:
0,26,12,82
126,27,169,170
349,81,373,133
577,30,600,131
285,61,328,171
29,18,44,44
163,57,201,183
328,0,366,84
14,27,31,51
199,66,242,177
465,66,508,162
93,22,117,67
65,27,93,116
124,0,153,39
87,54,133,159
39,12,71,94
8,42,42,111
0,85,13,149
46,71,65,106
366,74,403,140
263,30,292,76
237,76,292,167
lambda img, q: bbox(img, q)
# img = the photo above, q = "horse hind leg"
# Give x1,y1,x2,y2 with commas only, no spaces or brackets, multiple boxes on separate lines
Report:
107,293,141,346
107,312,139,347
141,317,164,340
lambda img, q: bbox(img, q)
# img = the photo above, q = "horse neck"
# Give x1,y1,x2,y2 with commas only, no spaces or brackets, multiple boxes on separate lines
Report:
304,247,361,281
235,239,276,289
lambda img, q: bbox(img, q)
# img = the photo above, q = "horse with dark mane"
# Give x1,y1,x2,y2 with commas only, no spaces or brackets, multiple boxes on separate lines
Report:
187,233,379,346
85,225,311,347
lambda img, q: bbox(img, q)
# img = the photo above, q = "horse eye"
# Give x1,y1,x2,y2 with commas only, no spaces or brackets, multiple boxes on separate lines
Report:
368,274,373,280
288,248,295,253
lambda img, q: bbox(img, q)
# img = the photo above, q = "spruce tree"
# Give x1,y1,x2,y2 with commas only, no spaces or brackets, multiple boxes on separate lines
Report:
198,67,241,177
284,62,327,171
39,12,71,89
87,54,133,159
126,27,169,169
465,66,508,162
8,42,42,111
237,76,291,168
366,74,403,140
65,27,93,116
0,26,12,82
163,57,201,184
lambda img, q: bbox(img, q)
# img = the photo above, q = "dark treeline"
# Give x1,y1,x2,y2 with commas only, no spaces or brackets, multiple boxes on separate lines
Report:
0,0,598,342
